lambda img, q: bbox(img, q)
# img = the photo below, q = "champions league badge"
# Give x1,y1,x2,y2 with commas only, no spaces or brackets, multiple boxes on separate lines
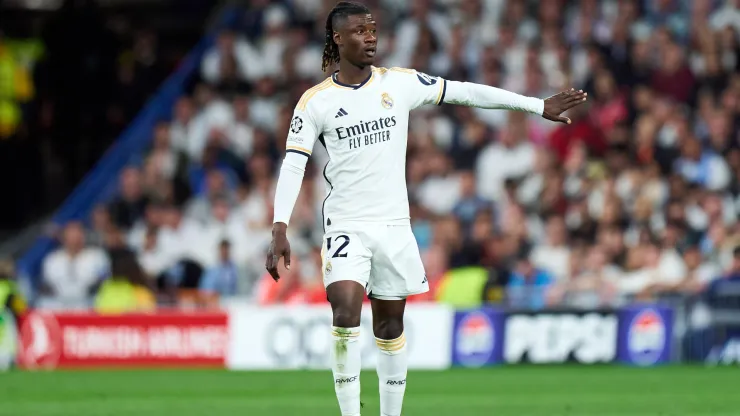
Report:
290,116,303,133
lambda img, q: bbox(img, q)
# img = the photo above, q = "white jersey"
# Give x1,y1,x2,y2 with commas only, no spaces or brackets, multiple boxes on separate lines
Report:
286,67,446,228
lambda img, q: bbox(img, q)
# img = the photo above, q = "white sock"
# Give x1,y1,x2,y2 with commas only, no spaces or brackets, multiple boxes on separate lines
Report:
331,326,362,416
376,333,408,416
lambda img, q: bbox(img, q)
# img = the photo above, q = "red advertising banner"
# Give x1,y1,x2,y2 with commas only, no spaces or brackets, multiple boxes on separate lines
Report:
17,311,228,369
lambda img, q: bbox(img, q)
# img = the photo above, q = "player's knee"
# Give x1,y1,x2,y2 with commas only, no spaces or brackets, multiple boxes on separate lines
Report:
374,317,403,340
333,309,361,328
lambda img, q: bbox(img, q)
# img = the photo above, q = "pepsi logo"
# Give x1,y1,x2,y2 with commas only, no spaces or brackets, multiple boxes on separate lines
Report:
455,311,495,367
627,309,667,366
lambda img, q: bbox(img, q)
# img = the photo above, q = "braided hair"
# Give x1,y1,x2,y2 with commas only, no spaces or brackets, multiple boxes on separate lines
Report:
321,1,371,72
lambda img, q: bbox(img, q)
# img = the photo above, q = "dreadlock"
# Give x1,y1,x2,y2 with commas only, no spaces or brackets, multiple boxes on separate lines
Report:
321,1,371,72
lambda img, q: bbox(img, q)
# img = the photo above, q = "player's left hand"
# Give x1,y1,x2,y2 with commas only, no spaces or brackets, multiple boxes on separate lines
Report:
542,88,588,124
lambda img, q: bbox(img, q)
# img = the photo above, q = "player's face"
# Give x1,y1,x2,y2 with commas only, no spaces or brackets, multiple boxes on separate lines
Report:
335,14,377,68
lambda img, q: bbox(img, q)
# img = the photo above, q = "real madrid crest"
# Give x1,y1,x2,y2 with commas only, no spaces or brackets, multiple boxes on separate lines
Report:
381,93,394,109
324,261,333,276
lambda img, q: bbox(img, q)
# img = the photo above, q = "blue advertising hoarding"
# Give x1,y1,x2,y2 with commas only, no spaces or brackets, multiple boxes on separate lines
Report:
451,305,674,367
451,308,505,367
617,305,673,366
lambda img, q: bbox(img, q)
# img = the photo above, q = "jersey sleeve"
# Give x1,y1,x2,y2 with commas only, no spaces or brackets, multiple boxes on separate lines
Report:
443,81,544,115
285,99,322,158
393,68,447,110
273,97,323,225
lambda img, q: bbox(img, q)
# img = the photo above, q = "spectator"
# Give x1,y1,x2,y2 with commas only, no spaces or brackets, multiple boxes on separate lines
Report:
531,214,571,282
228,95,255,158
186,84,237,162
676,245,721,293
200,197,248,267
506,252,554,310
199,240,241,298
0,260,27,321
620,242,686,300
710,0,740,34
416,152,462,215
591,70,629,136
553,246,621,308
598,225,628,268
146,122,188,185
452,170,491,226
548,103,606,163
127,201,167,252
651,41,696,103
517,147,556,209
186,173,233,224
674,137,731,191
169,96,198,156
95,249,155,314
88,203,114,247
704,245,740,306
40,222,109,309
435,265,489,309
188,147,240,201
137,227,169,284
700,220,737,269
476,112,535,202
158,205,204,268
201,29,263,85
108,166,148,229
391,0,451,70
249,77,281,132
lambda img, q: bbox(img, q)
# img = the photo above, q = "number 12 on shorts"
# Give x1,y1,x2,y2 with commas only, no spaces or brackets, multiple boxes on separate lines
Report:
326,235,350,258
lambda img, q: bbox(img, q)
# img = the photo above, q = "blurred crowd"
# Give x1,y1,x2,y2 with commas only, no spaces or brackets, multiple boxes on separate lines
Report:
33,0,740,312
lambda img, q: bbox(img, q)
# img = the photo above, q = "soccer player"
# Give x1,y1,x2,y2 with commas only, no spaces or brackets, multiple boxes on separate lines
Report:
265,2,587,415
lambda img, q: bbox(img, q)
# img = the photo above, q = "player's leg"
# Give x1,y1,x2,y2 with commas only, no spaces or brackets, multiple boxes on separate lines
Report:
323,231,372,416
370,297,408,416
367,224,429,416
327,281,365,416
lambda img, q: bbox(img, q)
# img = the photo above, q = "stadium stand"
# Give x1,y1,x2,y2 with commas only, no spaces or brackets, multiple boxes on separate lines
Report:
14,0,740,314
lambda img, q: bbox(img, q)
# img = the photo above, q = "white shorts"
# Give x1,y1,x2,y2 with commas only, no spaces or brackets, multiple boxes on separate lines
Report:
321,222,429,300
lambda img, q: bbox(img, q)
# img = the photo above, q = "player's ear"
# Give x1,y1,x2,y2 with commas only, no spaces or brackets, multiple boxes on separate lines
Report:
333,31,342,48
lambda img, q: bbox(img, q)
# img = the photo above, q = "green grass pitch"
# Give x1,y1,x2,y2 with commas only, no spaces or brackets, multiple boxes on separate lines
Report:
0,366,738,415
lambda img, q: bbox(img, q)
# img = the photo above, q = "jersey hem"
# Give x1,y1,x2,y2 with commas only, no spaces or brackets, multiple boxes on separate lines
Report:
325,218,410,228
368,287,430,300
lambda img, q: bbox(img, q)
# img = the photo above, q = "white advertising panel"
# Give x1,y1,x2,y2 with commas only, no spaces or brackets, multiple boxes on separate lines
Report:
227,303,453,370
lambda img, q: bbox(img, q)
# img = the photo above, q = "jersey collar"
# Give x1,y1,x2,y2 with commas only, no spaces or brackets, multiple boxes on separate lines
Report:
331,70,374,90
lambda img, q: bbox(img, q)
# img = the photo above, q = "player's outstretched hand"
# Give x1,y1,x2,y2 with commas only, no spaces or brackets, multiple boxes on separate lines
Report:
266,222,291,282
542,88,588,124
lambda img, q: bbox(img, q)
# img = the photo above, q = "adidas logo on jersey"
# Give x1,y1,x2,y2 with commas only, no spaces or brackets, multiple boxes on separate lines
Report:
335,108,348,118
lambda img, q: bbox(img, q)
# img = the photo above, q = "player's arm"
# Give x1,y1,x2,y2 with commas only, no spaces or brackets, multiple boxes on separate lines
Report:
444,81,587,124
402,68,587,123
265,105,320,282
